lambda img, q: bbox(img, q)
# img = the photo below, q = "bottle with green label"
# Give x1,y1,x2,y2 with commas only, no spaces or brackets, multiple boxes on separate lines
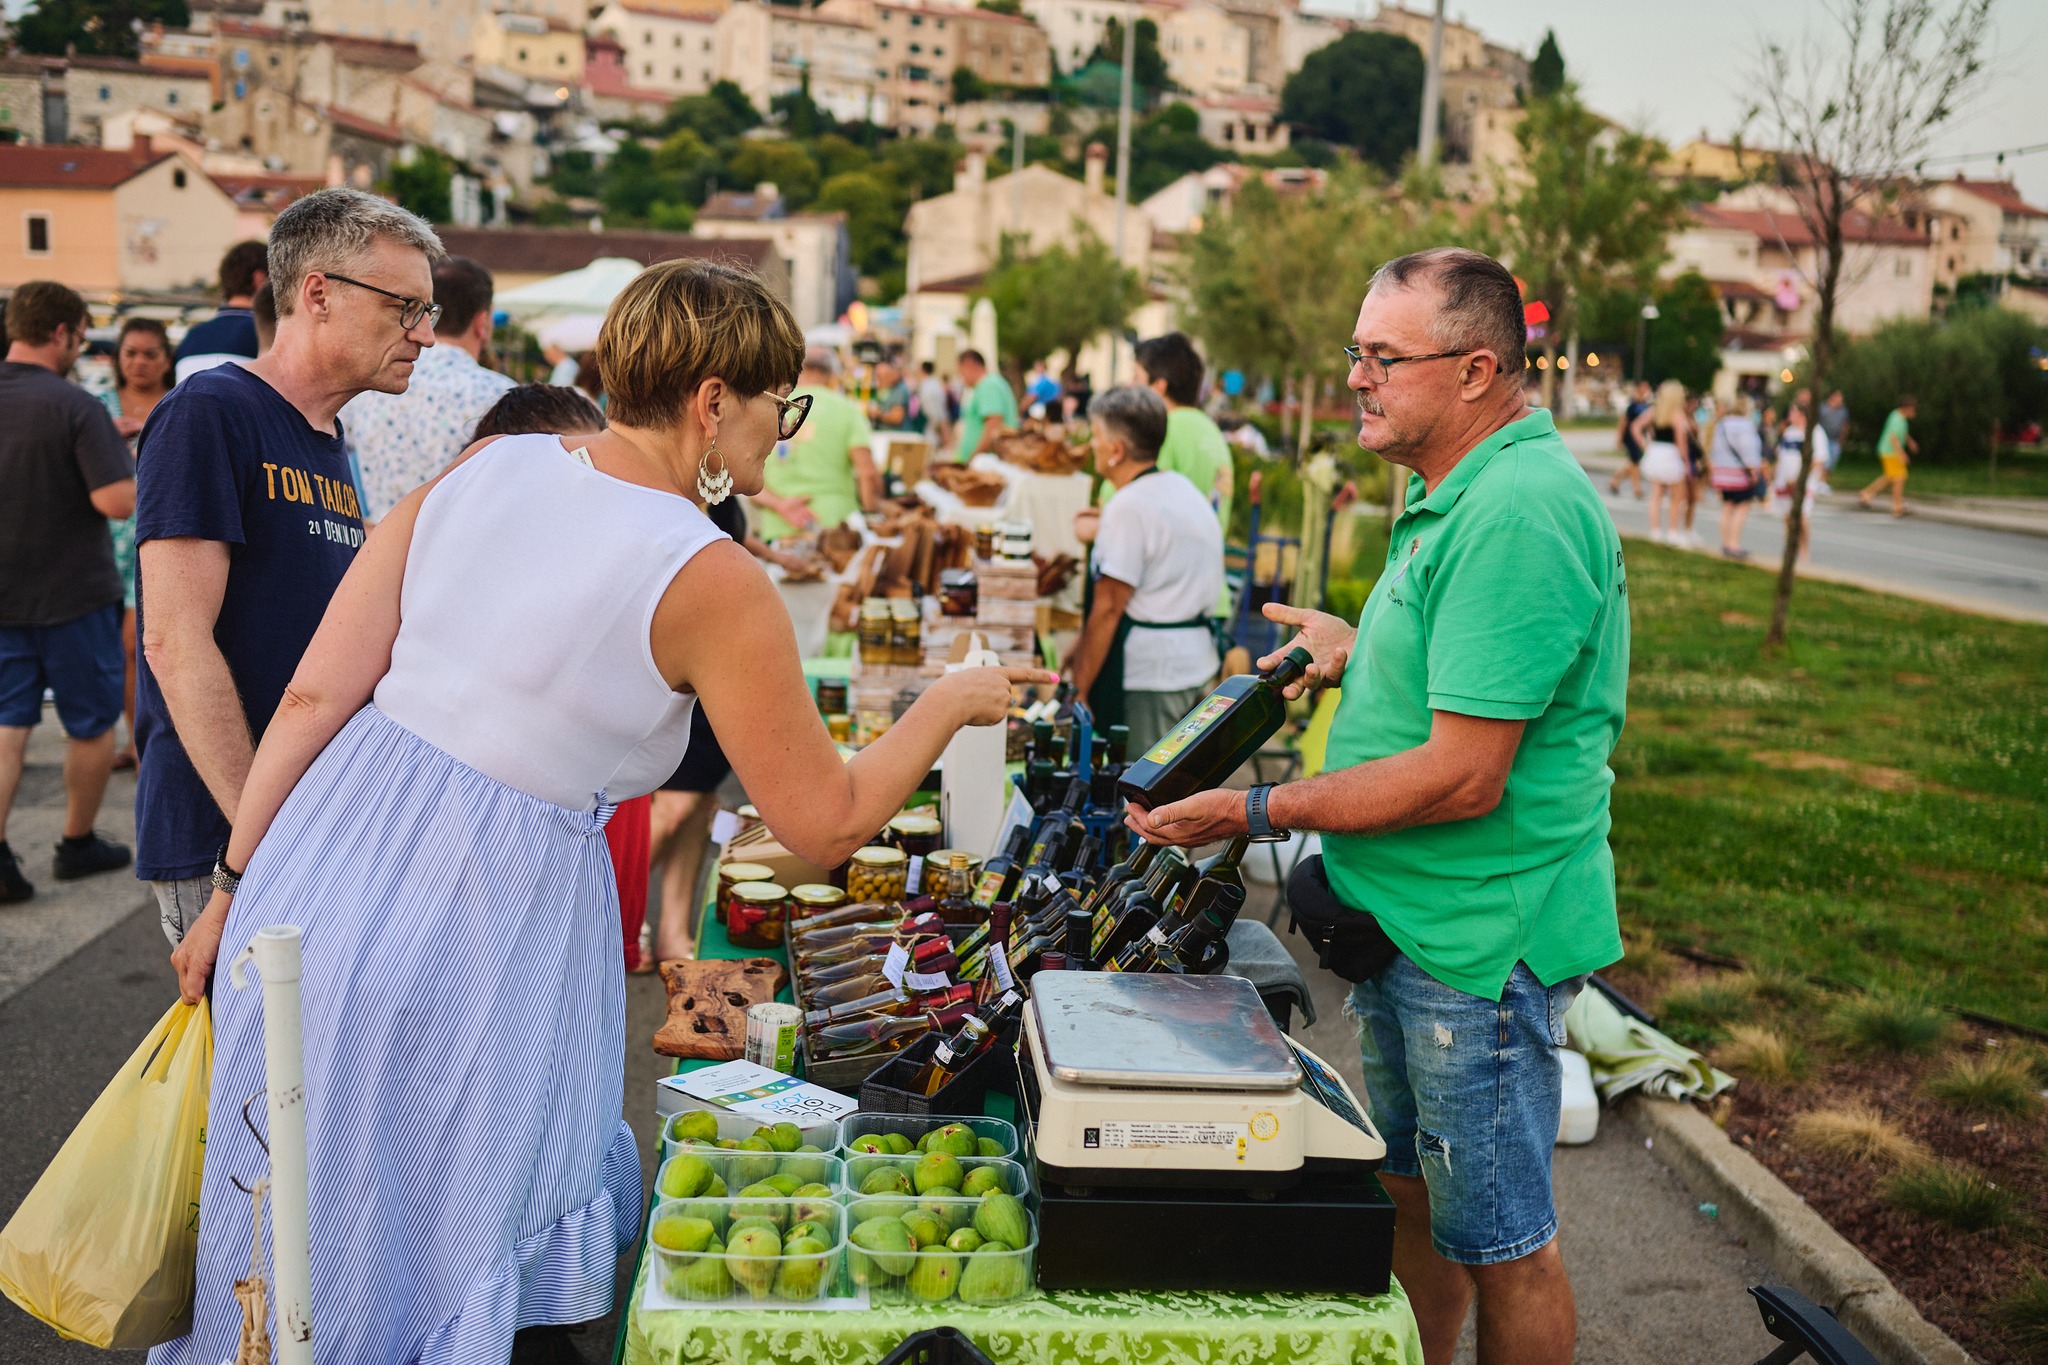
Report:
973,825,1031,907
1117,647,1313,810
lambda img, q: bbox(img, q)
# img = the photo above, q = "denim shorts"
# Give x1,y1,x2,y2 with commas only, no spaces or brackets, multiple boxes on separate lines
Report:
1350,955,1587,1266
0,603,124,737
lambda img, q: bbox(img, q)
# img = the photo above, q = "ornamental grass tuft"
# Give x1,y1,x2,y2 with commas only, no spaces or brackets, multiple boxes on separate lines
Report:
1657,977,1754,1046
1993,1272,2048,1358
1882,1162,2023,1232
1715,1025,1812,1087
1828,994,1952,1056
1788,1105,1931,1170
1926,1052,2044,1120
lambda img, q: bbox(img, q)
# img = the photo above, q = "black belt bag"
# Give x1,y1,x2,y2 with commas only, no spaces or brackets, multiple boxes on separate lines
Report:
1286,854,1400,983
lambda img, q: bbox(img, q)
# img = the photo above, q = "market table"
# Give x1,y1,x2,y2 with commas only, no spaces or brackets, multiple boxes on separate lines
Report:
616,868,1424,1365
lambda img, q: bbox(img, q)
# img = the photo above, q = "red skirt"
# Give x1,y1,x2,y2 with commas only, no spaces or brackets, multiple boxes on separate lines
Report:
604,794,652,971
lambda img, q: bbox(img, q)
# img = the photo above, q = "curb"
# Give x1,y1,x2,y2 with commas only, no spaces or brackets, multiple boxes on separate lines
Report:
1622,1097,1975,1365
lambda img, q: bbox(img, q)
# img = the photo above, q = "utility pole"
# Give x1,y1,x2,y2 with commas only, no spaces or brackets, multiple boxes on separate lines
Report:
1416,0,1445,165
1111,0,1136,379
1011,116,1024,232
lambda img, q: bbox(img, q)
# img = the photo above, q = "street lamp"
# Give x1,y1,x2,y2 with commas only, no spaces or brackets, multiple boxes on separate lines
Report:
1634,302,1660,382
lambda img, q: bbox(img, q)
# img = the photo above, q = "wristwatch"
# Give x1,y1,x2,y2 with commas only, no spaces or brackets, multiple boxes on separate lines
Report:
211,846,244,896
1244,784,1285,842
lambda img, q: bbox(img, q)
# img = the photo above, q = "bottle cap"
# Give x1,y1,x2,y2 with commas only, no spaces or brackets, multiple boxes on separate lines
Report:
1039,951,1069,971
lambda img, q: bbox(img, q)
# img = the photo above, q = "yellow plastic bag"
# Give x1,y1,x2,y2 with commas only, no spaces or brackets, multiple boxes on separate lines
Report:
0,997,211,1348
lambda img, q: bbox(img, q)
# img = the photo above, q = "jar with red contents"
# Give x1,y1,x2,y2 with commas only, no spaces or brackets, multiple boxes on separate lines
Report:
715,860,775,928
726,882,790,949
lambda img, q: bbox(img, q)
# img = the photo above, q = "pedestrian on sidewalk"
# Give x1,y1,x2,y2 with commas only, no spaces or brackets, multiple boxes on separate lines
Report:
1773,401,1828,562
1818,389,1849,474
0,281,138,902
1632,380,1696,545
135,187,441,946
1860,396,1916,518
100,317,175,771
341,254,516,526
1706,394,1765,558
1607,379,1649,497
1129,248,1624,1365
172,240,268,383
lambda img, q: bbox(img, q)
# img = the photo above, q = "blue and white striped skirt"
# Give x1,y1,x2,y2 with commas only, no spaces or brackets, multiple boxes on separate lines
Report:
148,705,642,1365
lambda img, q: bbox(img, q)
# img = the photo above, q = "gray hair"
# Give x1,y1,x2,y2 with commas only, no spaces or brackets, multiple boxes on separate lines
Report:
1090,384,1168,462
1368,247,1527,380
802,345,840,376
266,187,444,317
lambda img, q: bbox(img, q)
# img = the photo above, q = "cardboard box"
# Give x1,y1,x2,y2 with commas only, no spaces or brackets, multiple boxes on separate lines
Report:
976,598,1039,628
720,827,830,890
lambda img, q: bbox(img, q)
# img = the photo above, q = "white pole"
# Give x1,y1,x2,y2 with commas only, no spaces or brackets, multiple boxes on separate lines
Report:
1111,0,1136,380
1416,0,1445,166
1010,116,1024,232
248,926,313,1362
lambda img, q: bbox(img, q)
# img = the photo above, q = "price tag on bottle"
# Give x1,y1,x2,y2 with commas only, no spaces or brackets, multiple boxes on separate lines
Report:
881,942,910,989
903,968,952,992
906,854,924,894
988,942,1015,993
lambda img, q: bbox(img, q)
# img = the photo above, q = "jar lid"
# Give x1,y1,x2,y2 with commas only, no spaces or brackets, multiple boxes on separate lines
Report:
717,861,775,883
850,845,907,867
888,812,943,836
730,882,787,903
927,849,978,869
890,599,919,616
791,884,845,905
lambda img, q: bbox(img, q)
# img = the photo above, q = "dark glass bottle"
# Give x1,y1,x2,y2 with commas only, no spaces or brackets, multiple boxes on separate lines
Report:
1118,647,1313,810
810,1001,973,1061
935,851,979,925
972,824,1030,907
1026,776,1090,870
1063,905,1095,968
1148,885,1243,974
908,1014,990,1096
1092,846,1191,960
1082,840,1162,945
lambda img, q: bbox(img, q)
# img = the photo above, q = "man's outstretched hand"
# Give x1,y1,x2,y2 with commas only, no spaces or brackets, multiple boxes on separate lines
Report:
1257,602,1356,699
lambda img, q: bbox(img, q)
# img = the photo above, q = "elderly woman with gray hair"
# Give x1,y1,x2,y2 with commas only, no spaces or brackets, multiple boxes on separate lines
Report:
1064,384,1227,749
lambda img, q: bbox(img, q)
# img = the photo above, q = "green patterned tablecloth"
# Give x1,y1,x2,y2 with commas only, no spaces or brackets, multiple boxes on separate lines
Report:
623,1253,1423,1365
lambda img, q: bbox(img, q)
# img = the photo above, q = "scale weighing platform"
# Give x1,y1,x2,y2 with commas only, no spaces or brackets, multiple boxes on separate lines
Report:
1020,973,1396,1296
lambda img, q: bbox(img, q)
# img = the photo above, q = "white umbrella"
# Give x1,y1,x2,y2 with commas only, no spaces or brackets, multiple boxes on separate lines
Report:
970,297,998,366
534,313,606,352
496,257,644,320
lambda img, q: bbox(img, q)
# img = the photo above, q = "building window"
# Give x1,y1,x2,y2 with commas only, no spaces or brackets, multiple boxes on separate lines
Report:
644,62,654,75
99,85,112,100
173,167,188,187
167,89,179,104
673,65,682,78
557,52,566,64
518,46,528,59
25,214,50,255
673,33,681,46
1895,256,1912,277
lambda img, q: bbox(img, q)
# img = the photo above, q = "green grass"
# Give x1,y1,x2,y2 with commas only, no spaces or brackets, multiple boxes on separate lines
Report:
1994,1272,2048,1357
1830,445,2048,501
1829,995,1954,1055
1926,1053,2045,1119
1612,545,2048,1030
1882,1162,2024,1231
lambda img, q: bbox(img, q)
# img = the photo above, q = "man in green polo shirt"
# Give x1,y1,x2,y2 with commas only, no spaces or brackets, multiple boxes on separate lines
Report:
953,348,1018,461
755,347,879,541
1127,248,1626,1365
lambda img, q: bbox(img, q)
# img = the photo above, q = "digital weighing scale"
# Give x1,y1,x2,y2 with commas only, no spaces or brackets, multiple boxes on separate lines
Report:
1019,973,1397,1297
1024,972,1385,1191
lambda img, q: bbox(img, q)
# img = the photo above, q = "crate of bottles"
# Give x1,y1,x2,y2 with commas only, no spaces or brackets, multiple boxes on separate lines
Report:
645,1195,846,1306
841,1191,1038,1307
858,1030,1007,1119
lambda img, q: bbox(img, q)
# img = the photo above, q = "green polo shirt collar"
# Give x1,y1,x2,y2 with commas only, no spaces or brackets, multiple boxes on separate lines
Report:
1404,407,1557,519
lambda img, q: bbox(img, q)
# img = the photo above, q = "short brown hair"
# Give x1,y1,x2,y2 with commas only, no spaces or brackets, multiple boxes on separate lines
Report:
594,258,803,428
5,280,89,345
472,384,606,441
219,240,270,300
432,255,495,337
1370,247,1529,380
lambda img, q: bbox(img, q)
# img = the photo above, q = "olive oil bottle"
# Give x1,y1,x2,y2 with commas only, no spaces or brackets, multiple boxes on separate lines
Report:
1118,647,1313,810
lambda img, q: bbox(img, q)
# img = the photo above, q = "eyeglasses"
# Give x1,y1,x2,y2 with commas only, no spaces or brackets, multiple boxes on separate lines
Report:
768,390,814,441
320,271,442,332
1344,345,1476,385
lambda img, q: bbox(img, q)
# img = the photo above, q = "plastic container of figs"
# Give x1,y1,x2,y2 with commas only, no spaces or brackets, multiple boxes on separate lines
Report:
661,1109,841,1163
836,1114,1019,1161
646,1195,847,1306
841,1192,1038,1306
655,1148,845,1203
841,1152,1033,1203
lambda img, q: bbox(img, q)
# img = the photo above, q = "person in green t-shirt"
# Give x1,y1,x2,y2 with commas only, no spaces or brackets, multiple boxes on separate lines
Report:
952,349,1018,461
1134,332,1234,532
1858,395,1917,518
1126,249,1626,1365
755,348,879,541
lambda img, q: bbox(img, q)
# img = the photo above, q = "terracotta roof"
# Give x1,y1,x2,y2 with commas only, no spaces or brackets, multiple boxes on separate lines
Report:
875,0,1040,23
1723,327,1806,351
1193,92,1278,113
0,144,168,190
324,105,407,142
917,269,987,294
66,55,199,74
612,0,719,18
0,56,51,78
1693,203,1928,248
434,227,778,275
213,171,327,207
1707,278,1774,302
700,189,784,220
1946,176,2048,219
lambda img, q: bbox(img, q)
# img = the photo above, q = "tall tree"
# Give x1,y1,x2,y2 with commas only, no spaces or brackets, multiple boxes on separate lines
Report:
1493,89,1683,409
1528,30,1565,100
1743,0,1995,648
1642,271,1725,393
13,0,187,56
386,147,454,224
1279,31,1425,176
973,227,1145,391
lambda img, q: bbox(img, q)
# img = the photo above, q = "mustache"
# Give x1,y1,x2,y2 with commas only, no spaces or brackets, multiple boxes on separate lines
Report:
1356,393,1384,417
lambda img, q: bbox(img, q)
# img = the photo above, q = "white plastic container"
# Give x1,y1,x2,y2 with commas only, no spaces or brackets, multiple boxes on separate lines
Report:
1556,1048,1599,1146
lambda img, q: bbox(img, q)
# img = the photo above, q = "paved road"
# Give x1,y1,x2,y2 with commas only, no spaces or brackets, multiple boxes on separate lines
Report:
1559,427,2048,624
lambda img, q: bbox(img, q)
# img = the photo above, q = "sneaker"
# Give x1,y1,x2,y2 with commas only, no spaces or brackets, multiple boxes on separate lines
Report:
0,842,32,904
52,831,132,880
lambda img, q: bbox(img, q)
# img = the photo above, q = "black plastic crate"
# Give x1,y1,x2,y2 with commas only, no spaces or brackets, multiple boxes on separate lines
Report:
875,1326,996,1365
860,1031,1003,1117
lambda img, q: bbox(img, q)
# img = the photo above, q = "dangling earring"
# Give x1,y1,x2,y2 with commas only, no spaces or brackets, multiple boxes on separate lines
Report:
697,439,732,505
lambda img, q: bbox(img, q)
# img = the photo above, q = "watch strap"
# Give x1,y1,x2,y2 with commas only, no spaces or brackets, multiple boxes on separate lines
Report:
211,846,244,896
1245,783,1284,842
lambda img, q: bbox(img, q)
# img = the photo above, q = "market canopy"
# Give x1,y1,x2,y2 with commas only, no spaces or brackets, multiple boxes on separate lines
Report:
496,256,644,321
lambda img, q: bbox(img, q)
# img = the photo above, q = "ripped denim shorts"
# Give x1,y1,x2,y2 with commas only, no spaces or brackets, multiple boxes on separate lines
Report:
1349,954,1586,1266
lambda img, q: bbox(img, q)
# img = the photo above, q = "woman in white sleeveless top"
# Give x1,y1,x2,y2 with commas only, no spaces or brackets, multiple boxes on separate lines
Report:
155,261,1047,1365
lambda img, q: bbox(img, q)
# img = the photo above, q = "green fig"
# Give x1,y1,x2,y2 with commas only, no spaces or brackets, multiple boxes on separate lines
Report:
725,1226,783,1300
773,1236,832,1300
791,1185,835,1227
703,1173,728,1198
777,1150,832,1185
929,1123,978,1158
666,1248,732,1302
849,1135,889,1155
759,1121,804,1153
960,1165,1005,1198
848,1215,916,1281
650,1213,715,1254
786,1219,831,1246
761,1173,803,1196
900,1210,945,1249
958,1247,1027,1304
671,1110,721,1144
972,1191,1029,1250
733,1137,779,1185
881,1131,916,1156
914,1129,936,1153
733,1184,790,1228
657,1154,715,1200
860,1166,912,1196
913,1152,964,1194
976,1137,1007,1158
916,1197,964,1233
945,1227,983,1253
716,1138,741,1150
727,1216,779,1242
906,1252,961,1302
977,1239,1013,1253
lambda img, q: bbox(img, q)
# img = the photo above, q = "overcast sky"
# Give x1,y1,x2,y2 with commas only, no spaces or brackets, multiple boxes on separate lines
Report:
1304,0,2048,205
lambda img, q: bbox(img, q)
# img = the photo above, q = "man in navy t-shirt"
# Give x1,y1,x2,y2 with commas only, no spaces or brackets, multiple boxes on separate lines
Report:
136,188,444,945
173,240,269,384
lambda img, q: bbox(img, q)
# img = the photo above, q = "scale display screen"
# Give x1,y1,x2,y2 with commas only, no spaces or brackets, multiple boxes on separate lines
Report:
1285,1037,1372,1135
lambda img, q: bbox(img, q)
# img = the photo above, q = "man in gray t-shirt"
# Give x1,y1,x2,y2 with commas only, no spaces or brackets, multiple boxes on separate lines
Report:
0,281,138,901
1818,391,1849,471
